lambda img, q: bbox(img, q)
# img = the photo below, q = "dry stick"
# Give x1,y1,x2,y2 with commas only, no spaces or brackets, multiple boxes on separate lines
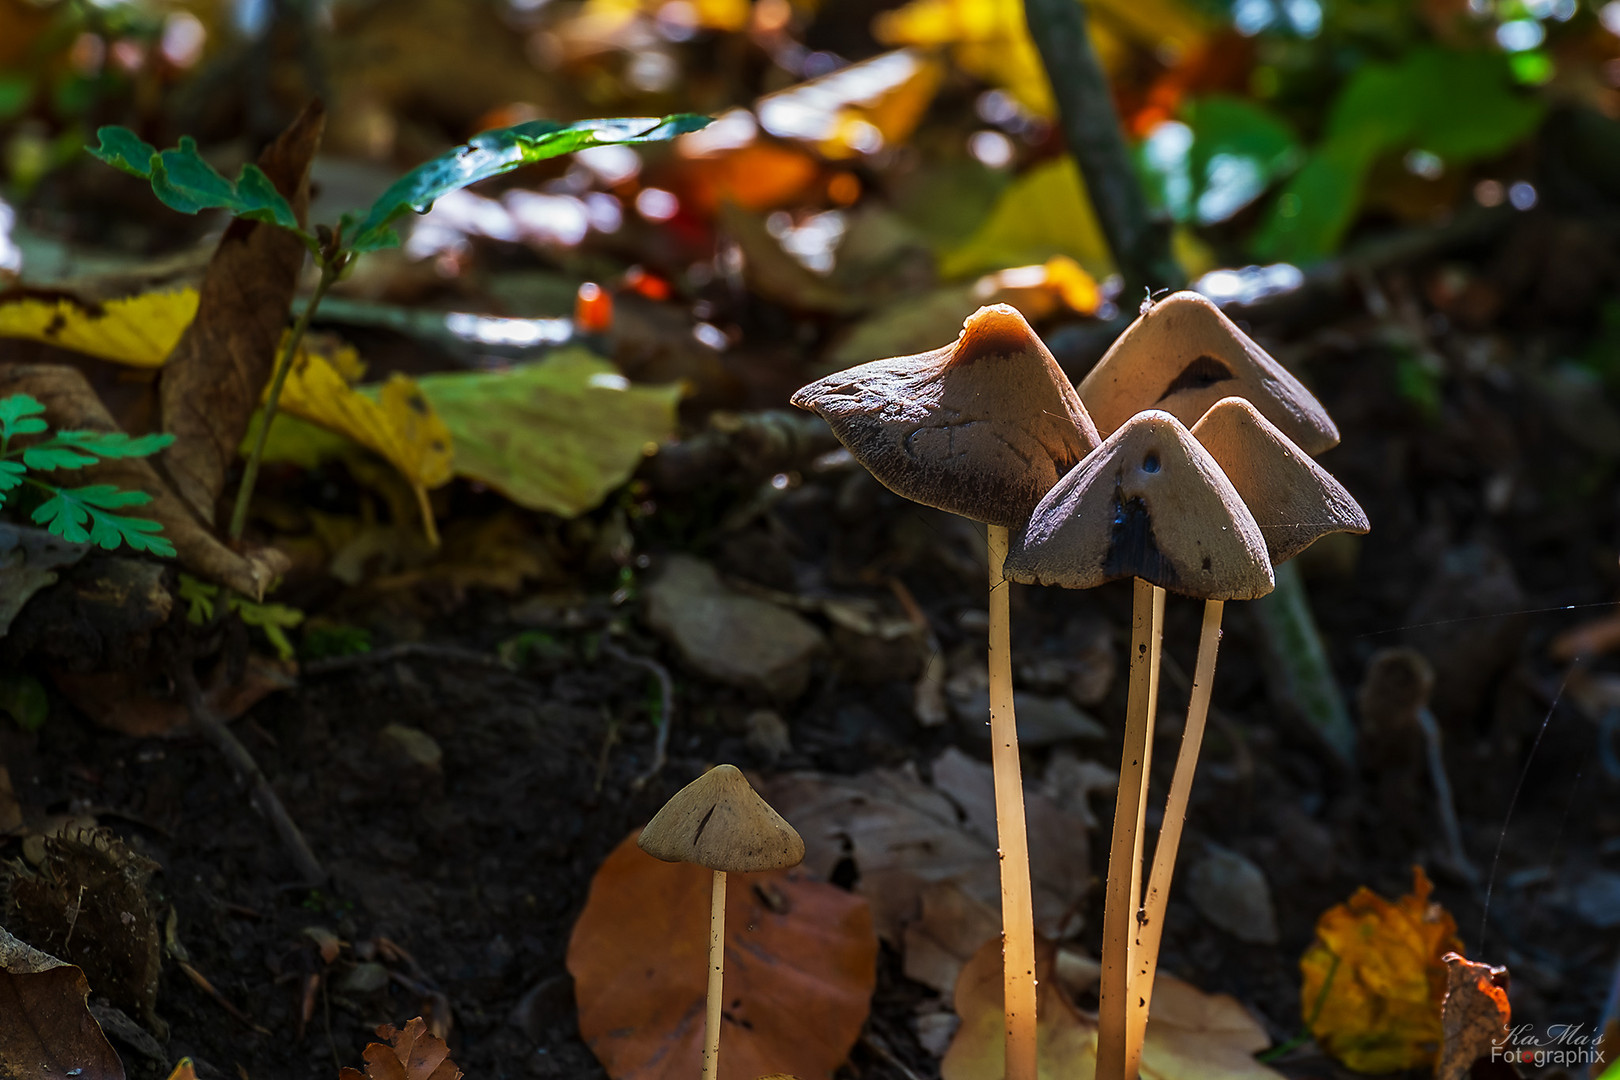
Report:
175,665,326,885
986,525,1038,1080
704,869,727,1080
1097,578,1162,1080
1126,599,1225,1076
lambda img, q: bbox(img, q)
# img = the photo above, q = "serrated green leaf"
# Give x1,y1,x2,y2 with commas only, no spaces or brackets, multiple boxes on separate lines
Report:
0,393,46,440
349,114,711,252
21,442,100,470
32,489,91,542
178,573,219,623
0,461,22,490
86,510,174,556
228,597,304,661
87,125,158,176
93,130,302,234
55,430,176,459
65,483,153,510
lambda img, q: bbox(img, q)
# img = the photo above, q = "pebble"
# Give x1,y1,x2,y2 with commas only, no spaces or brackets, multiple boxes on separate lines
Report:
1187,846,1280,945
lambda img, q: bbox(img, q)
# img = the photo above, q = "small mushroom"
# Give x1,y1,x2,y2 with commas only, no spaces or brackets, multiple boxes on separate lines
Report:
1004,410,1274,1080
638,764,804,1080
1190,396,1369,564
1078,291,1339,455
793,305,1100,1080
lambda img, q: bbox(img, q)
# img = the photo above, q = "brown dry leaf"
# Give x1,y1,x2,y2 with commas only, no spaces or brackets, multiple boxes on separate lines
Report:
337,1016,463,1080
1437,953,1512,1080
567,830,877,1080
940,936,1282,1080
160,101,324,525
0,925,126,1080
900,881,1001,995
0,364,289,598
51,655,295,738
767,748,1089,948
1301,866,1464,1074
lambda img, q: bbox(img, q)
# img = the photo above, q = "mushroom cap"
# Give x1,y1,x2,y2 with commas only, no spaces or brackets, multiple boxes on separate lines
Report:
1005,410,1275,600
637,764,805,873
790,304,1100,527
1078,291,1340,455
1190,397,1369,565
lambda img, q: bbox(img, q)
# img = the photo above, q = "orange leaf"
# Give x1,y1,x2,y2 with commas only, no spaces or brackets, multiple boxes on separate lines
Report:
1436,953,1511,1080
1301,866,1463,1074
567,830,877,1080
337,1017,463,1080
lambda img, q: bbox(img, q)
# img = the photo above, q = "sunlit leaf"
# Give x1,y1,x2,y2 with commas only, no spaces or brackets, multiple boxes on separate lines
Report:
0,289,200,366
417,349,680,518
1138,97,1300,226
1255,48,1544,263
1301,866,1463,1074
348,114,711,252
942,156,1114,280
756,50,943,159
567,830,877,1080
89,129,301,231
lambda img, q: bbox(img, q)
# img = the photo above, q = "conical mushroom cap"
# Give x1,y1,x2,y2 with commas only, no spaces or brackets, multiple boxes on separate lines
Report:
1078,292,1340,455
637,764,805,873
1190,397,1369,565
1005,410,1275,600
791,304,1100,527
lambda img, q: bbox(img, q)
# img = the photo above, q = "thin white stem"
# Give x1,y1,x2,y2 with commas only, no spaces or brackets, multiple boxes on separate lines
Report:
1126,599,1224,1077
987,524,1038,1080
703,869,725,1080
1097,577,1161,1080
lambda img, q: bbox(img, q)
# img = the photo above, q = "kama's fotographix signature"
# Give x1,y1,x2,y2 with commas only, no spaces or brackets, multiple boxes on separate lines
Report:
1491,1023,1608,1069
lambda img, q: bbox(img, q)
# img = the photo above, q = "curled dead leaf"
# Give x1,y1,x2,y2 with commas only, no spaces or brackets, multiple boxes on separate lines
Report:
338,1016,463,1080
567,830,877,1080
0,925,125,1080
1437,952,1512,1080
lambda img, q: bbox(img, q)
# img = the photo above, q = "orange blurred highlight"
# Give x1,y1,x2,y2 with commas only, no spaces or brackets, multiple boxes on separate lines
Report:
623,266,671,301
575,282,614,333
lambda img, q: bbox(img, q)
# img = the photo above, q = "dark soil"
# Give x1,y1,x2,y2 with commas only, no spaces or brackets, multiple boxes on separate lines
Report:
4,213,1620,1080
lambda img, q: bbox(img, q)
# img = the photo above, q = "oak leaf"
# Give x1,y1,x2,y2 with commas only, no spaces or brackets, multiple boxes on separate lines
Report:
338,1016,463,1080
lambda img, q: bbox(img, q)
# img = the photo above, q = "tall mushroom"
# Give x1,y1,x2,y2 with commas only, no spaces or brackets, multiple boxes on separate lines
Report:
638,764,806,1080
792,304,1099,1080
1004,408,1274,1080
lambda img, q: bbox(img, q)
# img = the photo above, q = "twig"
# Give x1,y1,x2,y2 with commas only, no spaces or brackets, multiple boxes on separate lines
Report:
300,642,514,677
1023,0,1183,296
175,664,326,885
1416,705,1477,881
603,640,674,790
178,959,272,1035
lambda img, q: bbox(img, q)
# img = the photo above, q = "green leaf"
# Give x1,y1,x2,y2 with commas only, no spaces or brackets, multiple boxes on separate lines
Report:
55,430,176,459
31,484,173,556
941,156,1113,279
416,348,681,517
349,114,711,252
1255,48,1544,263
227,596,304,662
1138,96,1300,227
87,125,159,176
0,394,47,441
0,673,48,733
89,127,300,232
21,442,99,470
177,573,219,624
0,461,23,501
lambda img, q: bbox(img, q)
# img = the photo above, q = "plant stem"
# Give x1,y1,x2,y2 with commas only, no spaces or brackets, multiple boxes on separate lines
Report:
1251,559,1355,765
1097,577,1162,1080
1022,0,1183,297
987,524,1038,1080
704,869,726,1080
1127,599,1224,1074
228,258,339,542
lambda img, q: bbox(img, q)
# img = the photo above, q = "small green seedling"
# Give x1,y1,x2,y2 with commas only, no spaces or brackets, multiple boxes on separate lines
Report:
89,112,710,541
178,572,304,660
0,393,175,555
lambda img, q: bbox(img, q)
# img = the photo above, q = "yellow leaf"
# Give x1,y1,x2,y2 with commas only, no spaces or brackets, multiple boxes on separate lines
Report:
757,50,944,159
0,288,198,366
165,1058,198,1080
942,157,1114,280
1301,866,1463,1074
941,936,1283,1080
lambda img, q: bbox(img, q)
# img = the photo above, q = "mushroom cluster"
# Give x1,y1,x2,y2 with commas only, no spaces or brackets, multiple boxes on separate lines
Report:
792,292,1367,1080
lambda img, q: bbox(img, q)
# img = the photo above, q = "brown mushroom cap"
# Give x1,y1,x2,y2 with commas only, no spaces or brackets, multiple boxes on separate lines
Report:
1190,397,1369,565
1004,410,1275,600
790,304,1100,527
637,764,805,873
1078,292,1340,455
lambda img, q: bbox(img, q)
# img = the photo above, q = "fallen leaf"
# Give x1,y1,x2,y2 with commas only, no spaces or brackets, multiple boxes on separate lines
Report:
0,364,288,598
766,747,1090,950
0,925,125,1080
51,654,295,738
678,143,825,215
941,158,1114,280
164,1060,197,1080
940,935,1282,1080
338,1016,463,1080
159,102,323,524
756,49,944,160
1437,953,1512,1080
567,830,877,1080
0,289,200,366
417,349,680,518
1301,866,1463,1074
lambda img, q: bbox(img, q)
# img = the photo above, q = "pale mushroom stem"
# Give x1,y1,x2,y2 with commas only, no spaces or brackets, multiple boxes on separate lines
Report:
704,869,726,1080
1096,578,1163,1080
986,524,1039,1080
1125,599,1225,1077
